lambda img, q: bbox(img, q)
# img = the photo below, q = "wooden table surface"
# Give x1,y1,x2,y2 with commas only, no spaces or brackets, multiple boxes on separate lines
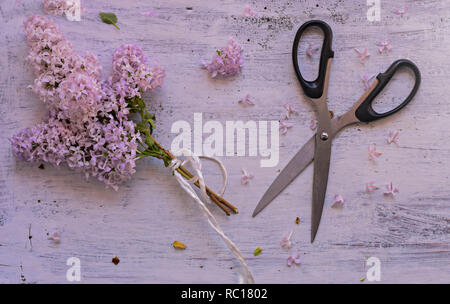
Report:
0,0,449,283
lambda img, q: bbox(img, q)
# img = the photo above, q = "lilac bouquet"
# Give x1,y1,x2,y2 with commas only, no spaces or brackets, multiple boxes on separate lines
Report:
11,15,236,214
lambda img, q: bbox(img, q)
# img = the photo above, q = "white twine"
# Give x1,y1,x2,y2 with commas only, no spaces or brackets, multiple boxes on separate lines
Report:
169,149,255,284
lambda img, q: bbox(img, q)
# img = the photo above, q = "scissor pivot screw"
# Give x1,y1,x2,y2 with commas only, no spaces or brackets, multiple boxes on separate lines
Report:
320,132,329,140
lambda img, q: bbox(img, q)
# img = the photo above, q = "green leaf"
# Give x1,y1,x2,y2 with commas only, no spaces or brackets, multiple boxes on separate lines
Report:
253,247,262,256
360,277,366,282
99,12,120,30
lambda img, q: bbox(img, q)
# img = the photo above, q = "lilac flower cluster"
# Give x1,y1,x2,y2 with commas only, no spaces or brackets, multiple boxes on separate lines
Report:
10,15,165,190
202,38,244,78
42,0,77,16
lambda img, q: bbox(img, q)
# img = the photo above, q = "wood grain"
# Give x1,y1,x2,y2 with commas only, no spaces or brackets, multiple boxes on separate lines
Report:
0,0,449,283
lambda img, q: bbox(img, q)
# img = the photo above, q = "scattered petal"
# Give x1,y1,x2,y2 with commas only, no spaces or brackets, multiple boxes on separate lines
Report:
368,144,382,161
309,119,317,131
242,4,258,17
306,43,319,58
365,181,379,193
112,256,120,265
394,6,407,17
241,168,254,185
280,230,293,249
47,231,60,243
254,247,262,256
331,194,345,208
354,48,370,65
376,39,392,54
279,120,293,135
361,73,376,90
173,240,187,249
238,94,255,106
287,252,301,267
283,103,299,120
384,182,399,196
387,130,400,145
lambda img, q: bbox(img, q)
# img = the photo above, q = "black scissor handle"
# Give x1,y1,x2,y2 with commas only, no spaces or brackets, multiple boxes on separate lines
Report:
355,59,421,122
292,20,334,99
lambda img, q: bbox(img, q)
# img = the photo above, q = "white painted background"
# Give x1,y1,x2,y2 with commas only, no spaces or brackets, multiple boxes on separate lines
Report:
0,0,449,283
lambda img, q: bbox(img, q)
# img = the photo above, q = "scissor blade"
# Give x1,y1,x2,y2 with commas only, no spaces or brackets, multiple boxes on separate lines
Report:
252,135,316,217
311,134,332,243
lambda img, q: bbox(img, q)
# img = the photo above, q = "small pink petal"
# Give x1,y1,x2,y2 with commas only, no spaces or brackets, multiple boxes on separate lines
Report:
387,130,400,145
279,120,293,135
242,4,258,17
280,231,293,249
354,48,370,65
140,11,158,17
376,39,392,54
241,168,254,185
368,144,382,161
365,181,379,193
384,182,399,196
306,43,319,57
361,73,376,90
287,252,301,267
283,103,298,120
238,94,255,106
394,6,407,17
331,194,345,208
47,231,61,244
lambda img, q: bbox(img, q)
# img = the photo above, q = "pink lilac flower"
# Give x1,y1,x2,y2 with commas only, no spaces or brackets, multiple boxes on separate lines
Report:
354,48,370,65
42,0,78,16
331,194,345,208
376,39,392,54
394,6,407,17
279,120,293,135
238,94,255,106
283,103,298,120
287,252,301,267
242,4,258,17
10,16,165,190
384,182,399,196
387,130,400,145
240,168,254,185
310,119,317,131
306,43,319,57
365,181,379,193
280,231,293,249
361,74,376,90
140,10,158,17
368,144,382,161
202,38,244,78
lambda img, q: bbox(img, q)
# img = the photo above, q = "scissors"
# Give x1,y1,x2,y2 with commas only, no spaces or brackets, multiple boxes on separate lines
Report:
252,20,421,242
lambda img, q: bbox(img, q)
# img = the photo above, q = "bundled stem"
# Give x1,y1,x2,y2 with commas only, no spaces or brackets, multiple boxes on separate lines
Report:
130,96,238,215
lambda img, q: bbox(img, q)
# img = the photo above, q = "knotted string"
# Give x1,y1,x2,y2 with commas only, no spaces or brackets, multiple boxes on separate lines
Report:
169,148,255,284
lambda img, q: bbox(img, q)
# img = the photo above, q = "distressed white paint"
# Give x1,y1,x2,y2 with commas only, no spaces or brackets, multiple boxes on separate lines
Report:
0,0,449,283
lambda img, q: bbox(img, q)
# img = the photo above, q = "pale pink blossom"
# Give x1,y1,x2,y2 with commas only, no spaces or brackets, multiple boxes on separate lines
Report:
280,230,293,249
365,181,379,193
238,94,255,106
283,103,298,120
361,73,376,90
384,182,399,196
354,48,370,65
387,130,400,145
42,0,78,16
242,4,258,17
306,43,319,57
240,168,254,185
376,39,392,54
310,119,317,131
279,120,293,135
368,144,382,161
394,6,407,17
287,252,301,267
47,231,61,243
202,38,244,78
331,194,345,208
